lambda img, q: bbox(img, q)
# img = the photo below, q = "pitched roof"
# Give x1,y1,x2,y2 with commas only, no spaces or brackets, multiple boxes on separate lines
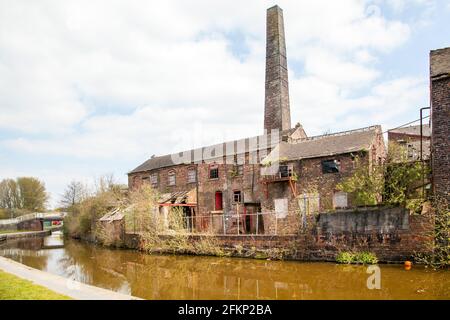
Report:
128,128,296,174
388,124,430,137
263,125,381,162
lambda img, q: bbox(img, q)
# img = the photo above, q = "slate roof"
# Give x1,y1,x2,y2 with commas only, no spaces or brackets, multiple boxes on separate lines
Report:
129,128,296,174
388,124,431,137
263,126,381,162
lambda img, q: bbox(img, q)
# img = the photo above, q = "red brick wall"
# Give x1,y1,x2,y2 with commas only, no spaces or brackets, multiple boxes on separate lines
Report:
431,77,450,200
430,47,450,201
123,208,433,263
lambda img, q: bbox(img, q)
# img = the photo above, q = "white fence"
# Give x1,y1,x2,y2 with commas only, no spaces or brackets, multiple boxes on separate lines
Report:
0,212,66,225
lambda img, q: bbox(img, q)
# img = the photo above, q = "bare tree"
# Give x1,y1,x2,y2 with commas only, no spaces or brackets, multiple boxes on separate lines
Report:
60,180,88,208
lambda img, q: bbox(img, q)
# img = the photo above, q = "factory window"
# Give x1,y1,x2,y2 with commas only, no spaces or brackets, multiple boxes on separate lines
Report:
187,168,196,183
279,164,293,178
322,160,340,174
233,191,242,203
150,173,158,186
168,170,176,186
209,165,219,179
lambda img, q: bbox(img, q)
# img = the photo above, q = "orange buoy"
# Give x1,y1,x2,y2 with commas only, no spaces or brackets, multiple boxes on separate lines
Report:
404,261,412,270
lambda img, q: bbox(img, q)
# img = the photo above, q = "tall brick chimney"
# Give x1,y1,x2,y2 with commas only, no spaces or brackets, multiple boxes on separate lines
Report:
264,5,291,133
430,47,450,201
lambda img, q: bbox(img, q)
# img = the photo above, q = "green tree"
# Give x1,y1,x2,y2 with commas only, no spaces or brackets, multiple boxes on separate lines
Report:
16,177,48,211
336,157,384,206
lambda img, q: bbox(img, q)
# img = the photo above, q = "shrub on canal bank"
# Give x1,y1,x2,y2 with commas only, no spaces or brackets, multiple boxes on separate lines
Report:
63,176,127,242
415,196,450,269
336,251,378,264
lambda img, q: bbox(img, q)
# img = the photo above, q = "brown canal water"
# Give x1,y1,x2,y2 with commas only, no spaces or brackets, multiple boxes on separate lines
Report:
0,232,449,300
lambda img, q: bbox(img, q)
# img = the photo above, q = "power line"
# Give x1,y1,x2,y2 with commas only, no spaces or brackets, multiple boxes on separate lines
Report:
383,115,430,134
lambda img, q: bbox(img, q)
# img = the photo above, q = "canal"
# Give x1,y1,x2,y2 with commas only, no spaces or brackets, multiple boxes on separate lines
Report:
0,232,449,300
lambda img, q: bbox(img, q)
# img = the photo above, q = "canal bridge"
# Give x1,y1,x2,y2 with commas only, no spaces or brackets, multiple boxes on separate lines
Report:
0,212,66,231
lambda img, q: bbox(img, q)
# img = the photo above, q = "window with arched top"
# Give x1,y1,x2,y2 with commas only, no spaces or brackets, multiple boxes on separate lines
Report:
168,170,176,186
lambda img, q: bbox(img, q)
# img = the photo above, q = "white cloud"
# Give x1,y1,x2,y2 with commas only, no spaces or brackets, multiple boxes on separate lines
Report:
0,0,433,205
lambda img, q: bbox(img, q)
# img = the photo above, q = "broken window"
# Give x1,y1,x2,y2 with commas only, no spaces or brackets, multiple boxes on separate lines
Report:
279,164,293,178
233,191,242,203
168,171,176,186
322,160,340,173
209,165,219,179
150,173,158,186
187,168,196,183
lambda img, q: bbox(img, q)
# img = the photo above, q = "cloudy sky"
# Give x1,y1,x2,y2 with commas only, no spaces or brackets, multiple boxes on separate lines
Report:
0,0,449,207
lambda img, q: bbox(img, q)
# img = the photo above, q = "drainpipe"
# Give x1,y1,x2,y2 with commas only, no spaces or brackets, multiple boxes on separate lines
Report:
420,107,431,197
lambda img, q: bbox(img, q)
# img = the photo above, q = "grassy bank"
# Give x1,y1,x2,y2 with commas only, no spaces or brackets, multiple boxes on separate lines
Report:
0,230,28,234
0,270,71,300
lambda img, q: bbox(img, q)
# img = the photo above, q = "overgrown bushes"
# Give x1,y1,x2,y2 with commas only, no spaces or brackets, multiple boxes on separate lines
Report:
336,251,378,264
337,143,429,209
415,196,449,269
63,177,126,241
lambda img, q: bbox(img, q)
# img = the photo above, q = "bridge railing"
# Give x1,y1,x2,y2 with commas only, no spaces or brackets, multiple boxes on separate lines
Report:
0,212,66,225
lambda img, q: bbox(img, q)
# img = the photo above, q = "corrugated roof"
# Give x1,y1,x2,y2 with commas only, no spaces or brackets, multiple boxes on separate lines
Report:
263,126,380,162
389,124,430,137
99,208,125,222
159,190,191,204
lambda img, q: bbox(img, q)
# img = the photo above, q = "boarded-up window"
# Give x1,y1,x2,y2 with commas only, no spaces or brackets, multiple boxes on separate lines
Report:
187,168,196,183
150,173,158,186
333,191,348,208
274,198,288,218
168,171,176,186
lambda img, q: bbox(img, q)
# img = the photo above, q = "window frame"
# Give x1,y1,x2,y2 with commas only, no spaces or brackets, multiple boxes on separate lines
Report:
187,167,196,184
321,159,340,174
168,170,176,186
209,164,219,180
279,164,294,178
149,172,158,186
233,190,242,203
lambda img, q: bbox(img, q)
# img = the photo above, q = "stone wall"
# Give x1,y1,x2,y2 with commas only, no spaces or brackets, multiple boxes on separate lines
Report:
17,219,43,231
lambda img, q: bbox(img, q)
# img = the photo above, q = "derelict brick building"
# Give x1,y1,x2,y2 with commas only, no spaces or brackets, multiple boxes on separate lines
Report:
127,5,389,235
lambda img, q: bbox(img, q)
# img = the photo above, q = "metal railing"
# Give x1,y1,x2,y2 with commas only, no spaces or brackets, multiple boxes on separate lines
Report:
182,212,272,235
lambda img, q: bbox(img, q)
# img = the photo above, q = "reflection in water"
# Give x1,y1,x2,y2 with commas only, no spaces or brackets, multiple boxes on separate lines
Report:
1,234,449,300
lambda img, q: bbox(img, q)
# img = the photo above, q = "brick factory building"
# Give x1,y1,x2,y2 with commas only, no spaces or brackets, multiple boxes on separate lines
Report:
128,6,449,235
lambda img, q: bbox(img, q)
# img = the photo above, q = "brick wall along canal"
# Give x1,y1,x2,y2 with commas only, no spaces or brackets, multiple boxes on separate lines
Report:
0,232,449,300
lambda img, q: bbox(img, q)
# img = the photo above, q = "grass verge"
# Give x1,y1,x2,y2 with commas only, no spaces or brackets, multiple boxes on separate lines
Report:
0,230,30,234
0,270,71,300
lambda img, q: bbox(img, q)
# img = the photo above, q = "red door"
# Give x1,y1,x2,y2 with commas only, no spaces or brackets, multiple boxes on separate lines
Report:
215,191,223,211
